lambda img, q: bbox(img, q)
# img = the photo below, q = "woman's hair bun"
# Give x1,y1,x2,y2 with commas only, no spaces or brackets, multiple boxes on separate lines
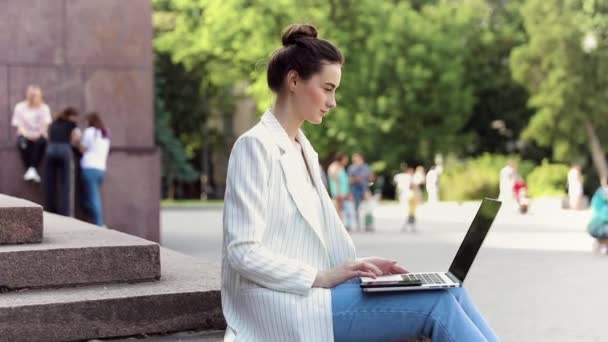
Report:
281,24,318,46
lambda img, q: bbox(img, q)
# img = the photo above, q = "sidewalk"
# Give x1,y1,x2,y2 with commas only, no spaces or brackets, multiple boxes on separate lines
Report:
158,198,606,341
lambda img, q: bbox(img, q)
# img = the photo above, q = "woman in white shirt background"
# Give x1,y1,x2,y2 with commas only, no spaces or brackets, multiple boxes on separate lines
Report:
221,23,499,342
79,112,110,226
11,85,53,183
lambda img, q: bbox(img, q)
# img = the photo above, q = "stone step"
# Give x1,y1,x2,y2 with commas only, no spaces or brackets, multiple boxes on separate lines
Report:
0,194,43,244
0,248,224,342
0,213,160,290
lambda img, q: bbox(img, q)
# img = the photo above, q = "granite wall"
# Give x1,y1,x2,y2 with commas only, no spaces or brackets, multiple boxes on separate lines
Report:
0,0,160,242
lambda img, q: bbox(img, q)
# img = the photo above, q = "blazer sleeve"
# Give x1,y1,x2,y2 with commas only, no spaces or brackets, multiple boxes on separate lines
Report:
223,136,318,296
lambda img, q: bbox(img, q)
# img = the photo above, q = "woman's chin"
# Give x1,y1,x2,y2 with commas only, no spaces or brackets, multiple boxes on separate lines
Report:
307,117,323,125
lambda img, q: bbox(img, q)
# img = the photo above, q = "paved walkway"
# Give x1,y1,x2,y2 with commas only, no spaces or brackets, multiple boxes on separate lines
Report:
159,198,607,342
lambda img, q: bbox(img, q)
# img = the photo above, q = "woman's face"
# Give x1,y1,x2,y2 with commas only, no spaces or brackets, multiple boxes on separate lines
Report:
292,62,341,125
26,87,42,106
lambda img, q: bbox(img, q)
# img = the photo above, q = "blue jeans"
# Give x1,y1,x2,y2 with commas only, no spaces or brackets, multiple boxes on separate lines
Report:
81,168,105,226
332,284,499,342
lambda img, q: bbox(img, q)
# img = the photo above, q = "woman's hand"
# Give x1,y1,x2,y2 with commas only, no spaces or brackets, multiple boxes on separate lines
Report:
358,256,408,275
313,259,383,288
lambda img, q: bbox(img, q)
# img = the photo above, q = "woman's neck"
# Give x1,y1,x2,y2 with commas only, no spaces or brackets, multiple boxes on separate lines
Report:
271,99,303,143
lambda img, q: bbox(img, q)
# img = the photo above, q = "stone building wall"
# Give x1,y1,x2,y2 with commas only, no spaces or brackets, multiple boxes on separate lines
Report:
0,0,160,242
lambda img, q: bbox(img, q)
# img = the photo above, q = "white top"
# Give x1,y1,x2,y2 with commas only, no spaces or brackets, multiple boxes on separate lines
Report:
394,173,412,194
426,168,439,188
80,127,110,171
568,168,583,196
221,111,356,342
11,101,52,138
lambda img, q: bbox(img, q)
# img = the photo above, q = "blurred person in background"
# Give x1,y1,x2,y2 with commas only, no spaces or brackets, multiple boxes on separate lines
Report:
568,164,584,209
588,175,608,254
329,152,354,231
499,160,517,202
347,152,372,231
45,107,81,216
426,165,441,204
413,165,426,204
79,112,111,227
11,85,52,183
394,164,417,232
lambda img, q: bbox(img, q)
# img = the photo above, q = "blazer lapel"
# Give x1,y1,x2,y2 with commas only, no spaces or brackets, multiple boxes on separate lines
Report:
261,111,328,251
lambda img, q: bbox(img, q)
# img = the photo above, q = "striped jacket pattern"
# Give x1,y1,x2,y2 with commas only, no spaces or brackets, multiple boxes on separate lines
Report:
222,110,357,341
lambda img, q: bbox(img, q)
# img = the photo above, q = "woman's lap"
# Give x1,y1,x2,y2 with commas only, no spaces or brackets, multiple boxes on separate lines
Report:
331,284,498,342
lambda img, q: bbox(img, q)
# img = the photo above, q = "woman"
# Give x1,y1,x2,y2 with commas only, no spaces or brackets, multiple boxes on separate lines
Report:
588,175,608,254
11,85,53,183
222,24,499,342
328,152,354,230
45,107,81,216
80,112,110,226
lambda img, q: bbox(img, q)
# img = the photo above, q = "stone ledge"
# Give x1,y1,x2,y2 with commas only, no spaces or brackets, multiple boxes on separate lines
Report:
0,248,224,342
0,213,160,290
0,194,43,244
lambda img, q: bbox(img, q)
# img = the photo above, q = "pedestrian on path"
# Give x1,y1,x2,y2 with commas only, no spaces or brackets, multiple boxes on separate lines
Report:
220,23,499,342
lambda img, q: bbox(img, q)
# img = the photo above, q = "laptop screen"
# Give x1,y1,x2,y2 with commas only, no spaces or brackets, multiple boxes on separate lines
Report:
448,198,502,282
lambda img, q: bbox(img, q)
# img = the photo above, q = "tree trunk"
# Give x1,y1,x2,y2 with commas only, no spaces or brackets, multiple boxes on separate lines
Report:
167,168,175,200
583,116,608,181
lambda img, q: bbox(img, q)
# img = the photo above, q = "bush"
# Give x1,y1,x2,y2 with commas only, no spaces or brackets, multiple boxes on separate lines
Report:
439,154,535,201
526,160,568,197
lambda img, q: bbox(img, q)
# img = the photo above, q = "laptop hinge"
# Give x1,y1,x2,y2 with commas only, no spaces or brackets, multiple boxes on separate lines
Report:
446,272,461,283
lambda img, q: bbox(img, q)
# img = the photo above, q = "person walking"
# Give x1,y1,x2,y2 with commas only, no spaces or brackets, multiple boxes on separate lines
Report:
45,107,81,216
79,112,110,226
499,160,517,202
328,152,354,231
347,152,372,231
221,23,500,342
394,164,417,232
426,165,441,204
568,164,584,209
11,85,52,183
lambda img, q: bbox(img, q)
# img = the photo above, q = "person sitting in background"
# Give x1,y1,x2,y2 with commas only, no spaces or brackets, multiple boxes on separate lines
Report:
588,175,608,254
80,112,111,227
45,107,81,217
11,85,52,183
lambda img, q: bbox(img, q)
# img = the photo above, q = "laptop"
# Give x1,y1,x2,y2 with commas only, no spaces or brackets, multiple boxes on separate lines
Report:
360,198,502,292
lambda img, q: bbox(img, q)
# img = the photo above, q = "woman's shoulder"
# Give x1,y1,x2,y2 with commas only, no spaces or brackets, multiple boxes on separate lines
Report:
233,122,274,150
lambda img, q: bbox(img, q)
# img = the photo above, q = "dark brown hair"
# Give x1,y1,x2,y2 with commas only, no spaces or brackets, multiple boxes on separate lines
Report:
86,112,109,138
267,24,344,93
56,107,79,120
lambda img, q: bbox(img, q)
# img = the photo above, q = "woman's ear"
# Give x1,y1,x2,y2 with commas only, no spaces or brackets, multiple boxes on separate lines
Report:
287,70,299,92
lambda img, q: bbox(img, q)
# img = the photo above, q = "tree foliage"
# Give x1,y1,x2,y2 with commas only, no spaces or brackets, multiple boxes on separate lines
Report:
155,0,533,170
511,0,608,178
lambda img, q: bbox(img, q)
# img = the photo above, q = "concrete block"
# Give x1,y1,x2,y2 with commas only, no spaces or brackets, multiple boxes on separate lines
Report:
0,249,224,342
0,194,43,244
0,212,160,289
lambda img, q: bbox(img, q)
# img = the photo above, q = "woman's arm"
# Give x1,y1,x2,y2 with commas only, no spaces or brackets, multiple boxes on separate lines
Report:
70,127,82,147
224,136,318,296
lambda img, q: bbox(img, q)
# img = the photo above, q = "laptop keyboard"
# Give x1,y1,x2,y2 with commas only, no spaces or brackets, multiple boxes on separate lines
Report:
402,273,446,285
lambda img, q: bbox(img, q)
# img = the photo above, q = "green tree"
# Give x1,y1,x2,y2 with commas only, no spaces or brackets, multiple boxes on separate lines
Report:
461,0,534,156
154,68,199,199
155,0,491,170
511,0,608,180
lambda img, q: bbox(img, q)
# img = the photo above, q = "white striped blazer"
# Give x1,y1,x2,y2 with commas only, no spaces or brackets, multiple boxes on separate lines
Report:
221,110,357,342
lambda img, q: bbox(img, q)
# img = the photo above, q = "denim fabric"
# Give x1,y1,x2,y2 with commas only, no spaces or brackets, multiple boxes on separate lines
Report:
81,167,105,226
332,284,499,342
